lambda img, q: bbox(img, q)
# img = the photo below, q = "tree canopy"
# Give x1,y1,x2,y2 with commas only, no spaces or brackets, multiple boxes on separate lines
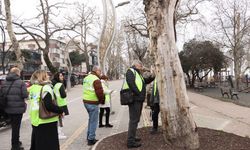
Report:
179,39,225,86
69,51,86,66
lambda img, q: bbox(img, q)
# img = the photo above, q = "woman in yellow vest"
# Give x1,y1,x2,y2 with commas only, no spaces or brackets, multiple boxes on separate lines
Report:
99,75,113,128
52,72,69,139
29,70,63,150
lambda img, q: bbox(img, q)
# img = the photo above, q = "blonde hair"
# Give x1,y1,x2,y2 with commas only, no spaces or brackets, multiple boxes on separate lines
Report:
10,67,21,76
30,70,50,84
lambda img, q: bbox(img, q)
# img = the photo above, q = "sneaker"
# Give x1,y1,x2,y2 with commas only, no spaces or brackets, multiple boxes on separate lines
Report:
105,124,113,128
87,139,98,146
59,134,67,139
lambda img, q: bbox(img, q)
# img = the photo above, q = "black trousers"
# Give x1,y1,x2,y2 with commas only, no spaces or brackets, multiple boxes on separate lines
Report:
99,107,110,125
127,101,143,144
9,114,23,147
151,103,160,129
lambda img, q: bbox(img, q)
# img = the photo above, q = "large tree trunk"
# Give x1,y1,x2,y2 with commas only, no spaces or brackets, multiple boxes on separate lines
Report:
144,0,199,149
4,0,23,70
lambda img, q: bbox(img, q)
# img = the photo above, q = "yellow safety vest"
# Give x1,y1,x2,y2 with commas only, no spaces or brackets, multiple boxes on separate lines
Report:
83,74,99,101
122,68,144,91
153,79,157,96
29,84,58,127
53,83,67,107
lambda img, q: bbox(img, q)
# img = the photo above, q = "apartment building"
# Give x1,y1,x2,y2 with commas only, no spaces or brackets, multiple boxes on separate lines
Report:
18,39,67,71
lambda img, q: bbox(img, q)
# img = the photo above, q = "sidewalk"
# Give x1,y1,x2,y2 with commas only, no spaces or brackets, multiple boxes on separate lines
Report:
190,87,250,108
1,80,250,150
141,91,250,138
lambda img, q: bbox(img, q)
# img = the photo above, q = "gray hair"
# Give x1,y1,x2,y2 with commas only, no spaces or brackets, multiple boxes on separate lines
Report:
92,65,101,72
132,60,143,66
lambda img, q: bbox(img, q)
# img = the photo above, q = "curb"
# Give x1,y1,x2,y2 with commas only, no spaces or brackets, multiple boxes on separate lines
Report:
91,129,128,150
92,106,151,150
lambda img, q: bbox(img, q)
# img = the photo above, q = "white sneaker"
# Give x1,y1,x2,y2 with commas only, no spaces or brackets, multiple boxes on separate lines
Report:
59,134,67,139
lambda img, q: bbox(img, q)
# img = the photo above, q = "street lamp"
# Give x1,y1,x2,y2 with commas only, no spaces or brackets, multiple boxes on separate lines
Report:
98,0,130,74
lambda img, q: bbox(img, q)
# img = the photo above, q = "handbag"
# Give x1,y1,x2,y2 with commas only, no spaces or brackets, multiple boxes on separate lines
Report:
120,89,134,105
39,86,58,119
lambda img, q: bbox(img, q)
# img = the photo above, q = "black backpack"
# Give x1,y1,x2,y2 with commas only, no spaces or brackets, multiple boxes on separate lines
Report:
0,81,14,110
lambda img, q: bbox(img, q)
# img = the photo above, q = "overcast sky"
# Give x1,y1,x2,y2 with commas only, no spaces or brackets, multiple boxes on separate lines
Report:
10,0,130,18
6,0,211,50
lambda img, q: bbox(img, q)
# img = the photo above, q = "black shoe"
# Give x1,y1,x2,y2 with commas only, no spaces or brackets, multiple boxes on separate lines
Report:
135,137,141,142
11,146,24,150
105,124,113,128
87,139,98,146
150,128,158,134
18,141,22,146
99,124,104,128
127,142,141,149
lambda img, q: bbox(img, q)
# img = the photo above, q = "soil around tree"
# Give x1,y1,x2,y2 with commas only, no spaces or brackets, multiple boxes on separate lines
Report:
95,127,250,150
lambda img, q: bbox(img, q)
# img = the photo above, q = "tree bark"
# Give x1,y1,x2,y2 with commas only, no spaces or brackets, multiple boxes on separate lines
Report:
144,0,199,149
39,0,58,74
4,0,23,70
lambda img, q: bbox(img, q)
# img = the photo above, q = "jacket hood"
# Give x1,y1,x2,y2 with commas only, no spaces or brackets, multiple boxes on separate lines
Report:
6,73,20,81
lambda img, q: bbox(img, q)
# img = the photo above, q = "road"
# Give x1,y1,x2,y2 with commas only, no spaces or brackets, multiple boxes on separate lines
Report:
1,79,250,150
0,80,133,150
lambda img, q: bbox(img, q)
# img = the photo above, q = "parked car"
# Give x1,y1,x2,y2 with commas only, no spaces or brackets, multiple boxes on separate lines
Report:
24,80,31,88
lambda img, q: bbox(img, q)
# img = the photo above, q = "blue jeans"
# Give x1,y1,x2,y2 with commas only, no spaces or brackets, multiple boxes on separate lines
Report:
84,103,99,140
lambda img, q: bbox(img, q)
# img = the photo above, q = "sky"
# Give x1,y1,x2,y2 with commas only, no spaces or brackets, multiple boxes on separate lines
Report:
7,0,131,40
10,0,130,18
5,0,210,50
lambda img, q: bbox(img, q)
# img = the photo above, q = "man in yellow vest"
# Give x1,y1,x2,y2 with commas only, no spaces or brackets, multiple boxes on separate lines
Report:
124,60,155,148
149,78,160,134
83,66,105,146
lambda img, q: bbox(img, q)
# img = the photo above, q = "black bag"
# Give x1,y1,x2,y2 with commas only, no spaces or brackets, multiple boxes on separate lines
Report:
0,81,15,110
120,89,133,105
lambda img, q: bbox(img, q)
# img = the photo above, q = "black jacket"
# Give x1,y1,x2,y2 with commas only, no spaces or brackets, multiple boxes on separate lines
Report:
125,67,155,102
2,73,28,114
150,80,160,106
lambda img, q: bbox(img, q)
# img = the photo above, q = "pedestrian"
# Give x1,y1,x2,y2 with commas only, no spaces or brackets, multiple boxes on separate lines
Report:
29,70,64,150
1,67,28,150
83,66,105,146
52,72,69,139
124,60,155,148
149,78,160,134
99,75,113,128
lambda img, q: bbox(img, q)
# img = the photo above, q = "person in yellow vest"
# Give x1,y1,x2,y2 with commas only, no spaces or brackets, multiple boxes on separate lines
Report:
52,72,69,139
29,70,64,150
83,66,105,146
124,60,155,149
149,78,160,134
99,75,113,128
